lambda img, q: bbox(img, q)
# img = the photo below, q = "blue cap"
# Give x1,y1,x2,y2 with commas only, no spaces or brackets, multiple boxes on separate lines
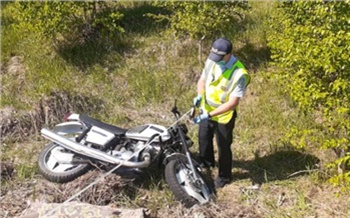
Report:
208,38,232,62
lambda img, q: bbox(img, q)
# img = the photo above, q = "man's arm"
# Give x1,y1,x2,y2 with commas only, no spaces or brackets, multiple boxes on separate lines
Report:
197,76,206,95
208,96,240,117
207,75,247,117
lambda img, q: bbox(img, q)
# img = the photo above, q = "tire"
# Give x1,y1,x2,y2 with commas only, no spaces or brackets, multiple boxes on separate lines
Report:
165,158,215,207
38,142,90,183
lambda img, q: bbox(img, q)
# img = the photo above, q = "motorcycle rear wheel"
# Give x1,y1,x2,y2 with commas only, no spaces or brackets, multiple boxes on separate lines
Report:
38,142,90,183
165,158,215,207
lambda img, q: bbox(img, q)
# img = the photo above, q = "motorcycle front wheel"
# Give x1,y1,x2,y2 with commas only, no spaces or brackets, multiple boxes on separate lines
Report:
38,142,90,183
165,159,215,207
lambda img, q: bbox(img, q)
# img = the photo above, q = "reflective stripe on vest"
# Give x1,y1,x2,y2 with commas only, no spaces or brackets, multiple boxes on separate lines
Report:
202,60,249,124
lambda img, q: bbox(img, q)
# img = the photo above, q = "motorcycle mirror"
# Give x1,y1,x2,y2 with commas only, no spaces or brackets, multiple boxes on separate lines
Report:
171,100,180,117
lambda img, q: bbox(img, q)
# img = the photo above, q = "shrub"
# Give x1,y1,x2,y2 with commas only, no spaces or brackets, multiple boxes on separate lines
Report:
148,1,249,40
7,1,124,43
267,0,350,187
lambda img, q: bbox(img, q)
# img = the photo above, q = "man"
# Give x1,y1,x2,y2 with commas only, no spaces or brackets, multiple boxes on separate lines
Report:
193,37,250,188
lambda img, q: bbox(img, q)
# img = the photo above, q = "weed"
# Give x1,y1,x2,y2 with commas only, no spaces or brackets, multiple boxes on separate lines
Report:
16,164,38,180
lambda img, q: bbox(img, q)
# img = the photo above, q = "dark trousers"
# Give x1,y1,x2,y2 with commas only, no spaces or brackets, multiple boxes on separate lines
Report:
198,112,236,179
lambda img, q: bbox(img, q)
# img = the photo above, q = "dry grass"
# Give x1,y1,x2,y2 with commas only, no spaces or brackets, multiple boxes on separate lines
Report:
1,89,105,143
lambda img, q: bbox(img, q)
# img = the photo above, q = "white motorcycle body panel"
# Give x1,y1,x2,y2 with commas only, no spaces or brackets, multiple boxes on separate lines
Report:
126,124,170,142
85,126,115,146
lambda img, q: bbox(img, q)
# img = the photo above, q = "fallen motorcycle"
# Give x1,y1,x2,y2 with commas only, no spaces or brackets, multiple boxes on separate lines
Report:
38,103,215,207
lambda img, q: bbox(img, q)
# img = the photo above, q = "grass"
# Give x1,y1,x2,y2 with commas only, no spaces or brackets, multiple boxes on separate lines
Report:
1,2,350,217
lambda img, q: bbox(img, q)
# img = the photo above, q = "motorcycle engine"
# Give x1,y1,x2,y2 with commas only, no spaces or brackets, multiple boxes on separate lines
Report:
111,140,157,161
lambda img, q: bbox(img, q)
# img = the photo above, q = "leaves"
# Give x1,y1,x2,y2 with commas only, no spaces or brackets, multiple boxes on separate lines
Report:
267,0,350,186
8,1,125,43
148,1,249,40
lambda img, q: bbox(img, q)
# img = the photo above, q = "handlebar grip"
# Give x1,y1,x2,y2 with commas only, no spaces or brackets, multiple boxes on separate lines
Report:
189,107,196,119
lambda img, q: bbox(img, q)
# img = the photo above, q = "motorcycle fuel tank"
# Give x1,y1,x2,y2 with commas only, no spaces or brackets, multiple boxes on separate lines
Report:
126,124,170,142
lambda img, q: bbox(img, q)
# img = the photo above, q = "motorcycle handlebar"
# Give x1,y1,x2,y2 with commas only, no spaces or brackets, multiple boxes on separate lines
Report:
146,133,161,144
170,100,200,124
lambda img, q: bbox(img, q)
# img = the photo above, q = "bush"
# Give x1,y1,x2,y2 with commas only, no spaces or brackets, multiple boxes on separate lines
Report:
7,1,124,43
148,1,249,40
267,0,350,187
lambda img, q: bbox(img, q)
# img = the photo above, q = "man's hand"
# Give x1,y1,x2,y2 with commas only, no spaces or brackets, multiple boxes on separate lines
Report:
193,113,210,124
193,95,202,107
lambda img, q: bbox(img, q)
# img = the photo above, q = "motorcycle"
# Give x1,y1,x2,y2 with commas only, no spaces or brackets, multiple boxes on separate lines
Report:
38,102,215,207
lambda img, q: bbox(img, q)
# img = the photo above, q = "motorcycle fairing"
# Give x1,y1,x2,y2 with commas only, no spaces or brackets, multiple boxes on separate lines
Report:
85,126,115,146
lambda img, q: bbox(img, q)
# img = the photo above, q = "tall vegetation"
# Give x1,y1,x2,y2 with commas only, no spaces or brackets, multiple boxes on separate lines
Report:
7,1,124,43
267,0,350,187
149,1,249,40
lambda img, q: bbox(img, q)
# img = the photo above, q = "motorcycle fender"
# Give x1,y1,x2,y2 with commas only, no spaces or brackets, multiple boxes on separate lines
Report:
53,121,85,135
163,153,200,167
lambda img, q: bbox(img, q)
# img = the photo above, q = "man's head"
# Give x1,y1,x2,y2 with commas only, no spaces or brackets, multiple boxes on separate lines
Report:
208,38,232,62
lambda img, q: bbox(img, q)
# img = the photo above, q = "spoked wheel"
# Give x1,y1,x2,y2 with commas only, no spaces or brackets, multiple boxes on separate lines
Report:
38,142,90,183
165,159,215,207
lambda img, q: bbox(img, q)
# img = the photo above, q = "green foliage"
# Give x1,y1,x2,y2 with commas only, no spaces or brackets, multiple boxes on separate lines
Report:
283,127,317,150
148,1,249,40
8,1,124,42
267,0,350,186
16,164,38,180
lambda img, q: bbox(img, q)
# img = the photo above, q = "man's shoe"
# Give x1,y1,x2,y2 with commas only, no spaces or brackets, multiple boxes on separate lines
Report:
198,157,215,169
214,177,230,189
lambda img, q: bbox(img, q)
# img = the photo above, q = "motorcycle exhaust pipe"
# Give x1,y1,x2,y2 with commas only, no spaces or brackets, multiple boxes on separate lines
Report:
41,128,150,168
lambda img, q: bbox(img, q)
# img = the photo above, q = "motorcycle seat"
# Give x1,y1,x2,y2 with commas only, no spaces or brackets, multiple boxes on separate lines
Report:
79,114,128,135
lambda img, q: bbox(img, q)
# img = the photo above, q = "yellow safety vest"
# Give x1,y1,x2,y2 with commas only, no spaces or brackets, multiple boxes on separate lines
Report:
201,60,250,124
